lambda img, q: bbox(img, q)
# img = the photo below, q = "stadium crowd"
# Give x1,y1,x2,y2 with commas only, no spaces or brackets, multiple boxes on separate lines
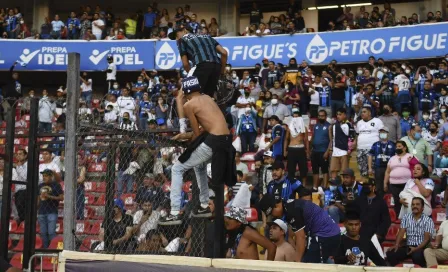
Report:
2,3,448,270
1,1,447,40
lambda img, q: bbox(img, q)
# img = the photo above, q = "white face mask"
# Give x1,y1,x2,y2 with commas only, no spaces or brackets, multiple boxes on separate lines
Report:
186,19,190,23
201,23,206,27
232,72,237,78
379,133,388,140
30,94,34,97
341,69,346,75
357,70,363,75
271,99,278,105
113,84,118,89
265,134,271,139
423,114,429,120
401,64,406,70
405,69,411,74
329,185,337,191
138,80,142,83
245,107,251,114
442,109,446,113
285,84,289,90
383,68,388,73
226,67,231,71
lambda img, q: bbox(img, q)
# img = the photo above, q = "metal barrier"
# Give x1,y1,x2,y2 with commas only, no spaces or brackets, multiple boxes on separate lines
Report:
27,253,59,272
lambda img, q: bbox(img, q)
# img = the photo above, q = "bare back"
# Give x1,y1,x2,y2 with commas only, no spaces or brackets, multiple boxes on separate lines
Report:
269,241,296,262
236,229,260,260
184,94,229,135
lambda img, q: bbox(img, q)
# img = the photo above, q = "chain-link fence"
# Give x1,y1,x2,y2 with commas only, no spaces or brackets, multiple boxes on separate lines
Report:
71,87,211,257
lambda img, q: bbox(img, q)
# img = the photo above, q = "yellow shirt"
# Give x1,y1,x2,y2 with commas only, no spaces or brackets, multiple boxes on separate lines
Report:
256,100,264,117
124,19,137,35
284,67,302,85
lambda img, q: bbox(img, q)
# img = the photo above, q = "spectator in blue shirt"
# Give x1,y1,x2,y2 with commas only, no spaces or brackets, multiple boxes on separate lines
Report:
5,9,19,38
311,110,331,190
418,80,436,121
132,75,148,100
109,82,121,97
66,11,81,39
188,14,200,34
400,107,414,137
236,107,258,154
368,127,396,196
138,92,154,130
142,6,157,38
50,14,65,39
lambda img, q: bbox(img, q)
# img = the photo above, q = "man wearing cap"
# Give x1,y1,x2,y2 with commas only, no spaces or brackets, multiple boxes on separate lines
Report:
268,219,295,261
259,193,340,263
328,168,363,223
266,161,302,206
168,23,228,100
37,169,64,248
224,206,276,260
368,126,396,196
135,173,165,209
99,199,134,251
257,151,274,199
161,76,236,225
334,210,387,266
285,108,309,183
357,178,391,243
264,115,286,161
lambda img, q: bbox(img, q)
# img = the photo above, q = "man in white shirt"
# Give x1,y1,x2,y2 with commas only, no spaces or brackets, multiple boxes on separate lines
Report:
80,72,93,107
14,149,28,222
262,94,290,129
133,200,161,244
116,87,136,121
424,219,448,267
393,68,412,113
50,14,65,39
234,87,256,119
106,54,117,92
355,107,384,178
39,150,61,183
92,12,105,40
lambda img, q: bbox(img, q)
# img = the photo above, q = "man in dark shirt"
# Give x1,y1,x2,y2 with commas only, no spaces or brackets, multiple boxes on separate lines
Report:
433,62,448,94
356,178,391,243
37,169,64,248
100,199,133,252
1,62,22,120
334,210,386,266
169,26,228,99
263,61,281,91
249,2,263,25
135,173,165,209
259,193,340,263
328,168,363,223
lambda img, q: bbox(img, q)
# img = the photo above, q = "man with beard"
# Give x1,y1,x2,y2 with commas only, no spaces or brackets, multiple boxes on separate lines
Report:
386,197,434,267
133,200,162,244
268,219,295,261
225,206,276,260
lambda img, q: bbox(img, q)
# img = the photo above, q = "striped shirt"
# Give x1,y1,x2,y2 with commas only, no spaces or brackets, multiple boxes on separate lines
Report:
177,33,221,67
401,213,434,246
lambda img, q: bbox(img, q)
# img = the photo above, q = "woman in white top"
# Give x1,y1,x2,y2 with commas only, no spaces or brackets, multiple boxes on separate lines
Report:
400,163,434,216
159,9,169,28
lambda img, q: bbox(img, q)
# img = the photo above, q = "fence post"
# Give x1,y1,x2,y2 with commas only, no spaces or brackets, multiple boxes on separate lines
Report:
63,52,81,251
23,98,39,269
104,144,117,252
0,105,16,260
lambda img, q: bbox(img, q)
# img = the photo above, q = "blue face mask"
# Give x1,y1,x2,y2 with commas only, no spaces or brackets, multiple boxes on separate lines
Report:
440,69,445,74
414,132,422,140
329,185,337,191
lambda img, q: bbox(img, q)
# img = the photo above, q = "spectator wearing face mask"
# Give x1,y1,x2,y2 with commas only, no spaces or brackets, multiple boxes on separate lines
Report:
433,62,448,94
262,95,290,130
400,107,414,137
401,124,433,172
236,106,258,154
379,104,401,143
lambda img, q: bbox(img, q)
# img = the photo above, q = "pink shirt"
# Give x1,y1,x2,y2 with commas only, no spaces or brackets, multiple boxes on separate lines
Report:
388,154,413,185
404,178,435,203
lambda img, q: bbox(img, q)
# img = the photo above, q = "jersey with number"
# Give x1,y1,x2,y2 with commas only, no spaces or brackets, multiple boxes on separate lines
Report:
393,74,411,92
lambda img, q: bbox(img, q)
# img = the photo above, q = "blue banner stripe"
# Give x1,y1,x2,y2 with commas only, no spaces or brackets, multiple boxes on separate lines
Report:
0,23,446,71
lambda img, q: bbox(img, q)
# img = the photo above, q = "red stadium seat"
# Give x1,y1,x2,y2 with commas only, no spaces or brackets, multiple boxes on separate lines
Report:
94,194,106,206
84,194,96,205
75,221,90,234
35,235,43,249
86,221,101,235
13,235,42,251
88,162,106,172
246,161,256,172
9,220,18,233
84,207,95,219
183,181,192,193
395,264,421,268
246,208,258,222
241,152,256,161
35,256,58,271
383,194,394,207
95,182,106,193
55,220,63,234
386,225,399,241
432,208,446,223
48,235,63,250
121,194,135,206
80,237,99,252
10,253,23,268
389,208,397,222
16,221,25,234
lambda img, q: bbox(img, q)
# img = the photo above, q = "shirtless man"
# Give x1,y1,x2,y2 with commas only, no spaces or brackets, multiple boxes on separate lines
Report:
225,206,276,260
160,76,234,225
284,108,309,183
268,219,295,262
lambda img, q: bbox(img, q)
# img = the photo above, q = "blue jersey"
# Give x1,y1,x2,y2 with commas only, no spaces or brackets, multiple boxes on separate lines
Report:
400,116,415,137
108,88,121,97
368,140,396,168
139,101,153,118
318,86,331,107
271,124,285,158
5,16,18,32
345,86,356,107
418,89,436,111
66,18,80,34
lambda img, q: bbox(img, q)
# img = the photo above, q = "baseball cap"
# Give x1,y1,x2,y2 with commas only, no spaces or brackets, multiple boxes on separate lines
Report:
263,150,273,157
341,168,355,177
259,194,276,216
268,115,280,122
114,198,125,212
224,207,248,224
329,176,342,186
379,126,389,133
268,219,288,233
272,161,284,170
40,169,54,176
181,76,202,94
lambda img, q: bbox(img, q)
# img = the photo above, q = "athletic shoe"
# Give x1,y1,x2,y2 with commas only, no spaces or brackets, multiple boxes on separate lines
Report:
192,206,212,218
159,214,182,225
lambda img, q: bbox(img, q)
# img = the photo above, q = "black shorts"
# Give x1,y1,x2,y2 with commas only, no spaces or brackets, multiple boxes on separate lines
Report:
311,151,329,175
190,62,221,98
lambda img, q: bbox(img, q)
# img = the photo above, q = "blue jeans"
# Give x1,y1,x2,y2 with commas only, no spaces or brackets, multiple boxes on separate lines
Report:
39,122,52,133
240,131,257,154
328,205,345,223
76,186,85,220
117,170,134,197
331,100,345,118
139,117,148,130
38,213,58,248
171,142,212,211
81,91,92,107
